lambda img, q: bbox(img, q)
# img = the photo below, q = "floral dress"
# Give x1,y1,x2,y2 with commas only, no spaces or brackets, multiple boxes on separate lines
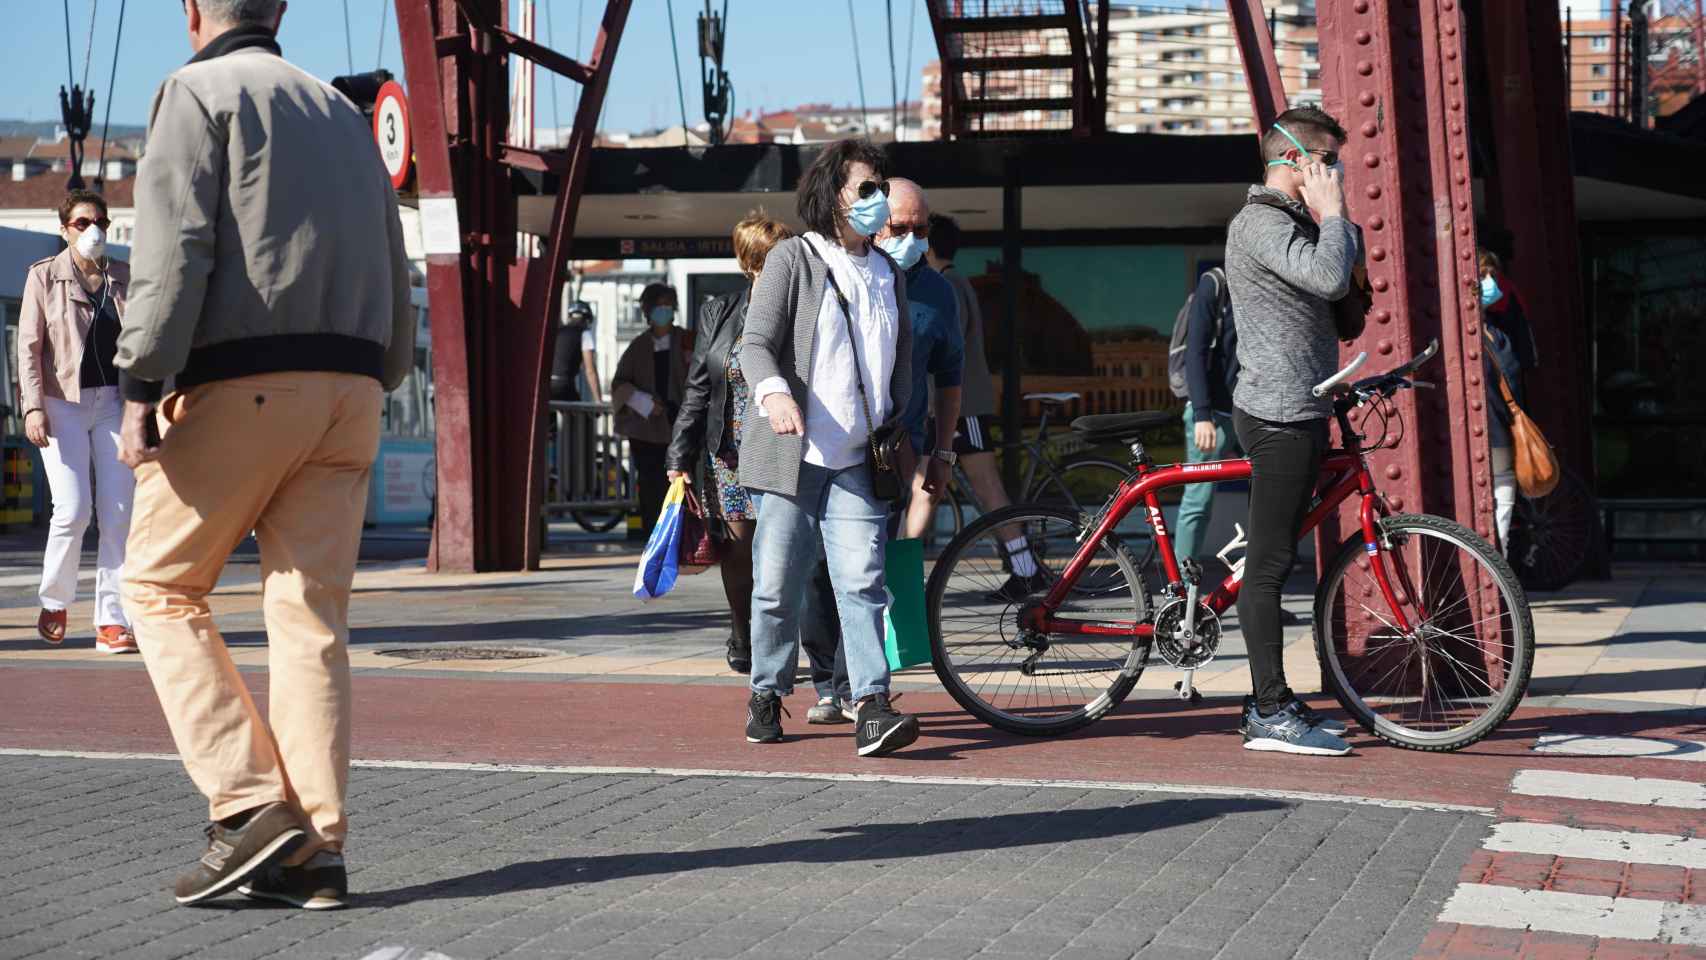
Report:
708,337,755,521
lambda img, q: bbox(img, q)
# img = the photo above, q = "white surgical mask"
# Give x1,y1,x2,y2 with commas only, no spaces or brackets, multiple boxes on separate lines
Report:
880,232,928,271
74,224,107,261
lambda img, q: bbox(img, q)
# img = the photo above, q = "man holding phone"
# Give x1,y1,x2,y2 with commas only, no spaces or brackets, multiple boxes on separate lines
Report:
114,0,414,909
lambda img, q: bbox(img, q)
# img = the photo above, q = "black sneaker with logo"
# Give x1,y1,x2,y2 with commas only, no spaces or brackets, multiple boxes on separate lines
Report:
240,850,348,910
854,694,920,757
745,690,785,743
173,802,306,905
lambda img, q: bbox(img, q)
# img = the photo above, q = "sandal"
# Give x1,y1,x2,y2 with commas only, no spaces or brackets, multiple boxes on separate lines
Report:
37,609,67,645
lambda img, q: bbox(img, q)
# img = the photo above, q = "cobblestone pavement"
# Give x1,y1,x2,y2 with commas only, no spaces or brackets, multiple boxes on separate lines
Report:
0,756,1483,960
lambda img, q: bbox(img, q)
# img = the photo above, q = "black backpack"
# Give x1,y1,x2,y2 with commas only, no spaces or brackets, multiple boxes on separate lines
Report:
1167,267,1227,400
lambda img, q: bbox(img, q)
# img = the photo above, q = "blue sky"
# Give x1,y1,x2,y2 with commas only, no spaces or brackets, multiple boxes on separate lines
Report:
3,1,964,136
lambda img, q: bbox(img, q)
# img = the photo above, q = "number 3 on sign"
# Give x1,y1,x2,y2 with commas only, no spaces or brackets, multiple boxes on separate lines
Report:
372,80,413,191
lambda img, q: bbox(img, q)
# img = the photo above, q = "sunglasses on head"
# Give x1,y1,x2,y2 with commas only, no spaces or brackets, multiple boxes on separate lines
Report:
855,179,891,200
886,220,930,240
68,217,111,231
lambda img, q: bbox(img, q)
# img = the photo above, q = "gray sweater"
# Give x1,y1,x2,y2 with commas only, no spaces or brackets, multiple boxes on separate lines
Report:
1226,186,1361,423
738,237,912,497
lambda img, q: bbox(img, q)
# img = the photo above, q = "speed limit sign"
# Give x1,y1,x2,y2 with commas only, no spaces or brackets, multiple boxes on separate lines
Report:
372,80,413,190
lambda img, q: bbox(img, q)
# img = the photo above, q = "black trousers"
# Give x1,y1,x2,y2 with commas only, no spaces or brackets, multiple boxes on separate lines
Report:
1232,408,1328,715
631,440,669,537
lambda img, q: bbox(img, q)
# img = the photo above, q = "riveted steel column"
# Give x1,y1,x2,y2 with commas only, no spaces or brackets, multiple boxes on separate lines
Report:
1318,0,1492,539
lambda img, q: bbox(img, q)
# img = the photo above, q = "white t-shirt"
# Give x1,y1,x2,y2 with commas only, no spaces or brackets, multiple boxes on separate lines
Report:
755,233,900,470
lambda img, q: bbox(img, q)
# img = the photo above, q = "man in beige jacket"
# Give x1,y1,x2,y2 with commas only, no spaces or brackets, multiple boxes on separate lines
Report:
115,0,414,909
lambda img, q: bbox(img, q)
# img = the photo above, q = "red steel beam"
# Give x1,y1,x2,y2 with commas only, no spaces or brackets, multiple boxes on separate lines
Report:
1315,0,1499,663
1227,0,1290,131
395,0,477,571
516,0,633,568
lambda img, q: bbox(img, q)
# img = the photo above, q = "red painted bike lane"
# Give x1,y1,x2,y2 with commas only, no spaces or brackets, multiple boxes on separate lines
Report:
3,665,1698,809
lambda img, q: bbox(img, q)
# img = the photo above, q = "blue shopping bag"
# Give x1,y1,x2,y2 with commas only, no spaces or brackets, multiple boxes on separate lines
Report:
632,477,687,601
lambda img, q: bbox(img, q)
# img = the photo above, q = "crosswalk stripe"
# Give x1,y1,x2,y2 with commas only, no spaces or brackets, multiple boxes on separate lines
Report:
1512,769,1706,810
1534,733,1706,763
1485,822,1706,870
1441,883,1706,945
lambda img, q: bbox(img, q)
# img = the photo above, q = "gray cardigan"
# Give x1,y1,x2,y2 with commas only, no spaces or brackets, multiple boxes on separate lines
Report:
738,236,913,497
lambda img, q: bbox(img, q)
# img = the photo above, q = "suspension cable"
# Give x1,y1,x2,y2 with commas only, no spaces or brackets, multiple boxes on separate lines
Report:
666,0,692,145
81,0,100,92
96,0,126,186
543,0,562,138
901,0,917,138
885,0,898,139
62,0,77,94
847,0,869,134
341,0,354,74
376,0,389,70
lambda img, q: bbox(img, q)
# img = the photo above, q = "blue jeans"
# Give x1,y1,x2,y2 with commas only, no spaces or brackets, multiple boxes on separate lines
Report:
750,462,890,702
1175,402,1239,564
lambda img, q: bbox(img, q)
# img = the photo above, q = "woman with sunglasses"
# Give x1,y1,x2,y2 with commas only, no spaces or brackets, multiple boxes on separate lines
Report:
16,190,138,653
737,138,920,757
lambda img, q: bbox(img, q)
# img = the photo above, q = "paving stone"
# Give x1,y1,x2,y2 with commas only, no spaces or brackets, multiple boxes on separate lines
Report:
0,758,1479,960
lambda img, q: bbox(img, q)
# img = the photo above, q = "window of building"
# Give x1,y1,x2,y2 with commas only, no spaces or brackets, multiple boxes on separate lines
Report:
1116,123,1139,134
1591,35,1610,51
1591,90,1610,104
1591,64,1608,77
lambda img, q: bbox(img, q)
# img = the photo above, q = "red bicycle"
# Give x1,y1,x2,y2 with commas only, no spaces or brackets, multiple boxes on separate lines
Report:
924,341,1534,752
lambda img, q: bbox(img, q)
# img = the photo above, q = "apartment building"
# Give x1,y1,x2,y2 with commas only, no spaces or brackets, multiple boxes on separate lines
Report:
921,3,1320,139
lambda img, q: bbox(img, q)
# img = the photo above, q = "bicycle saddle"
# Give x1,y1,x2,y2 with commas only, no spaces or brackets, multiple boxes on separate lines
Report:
1071,411,1175,444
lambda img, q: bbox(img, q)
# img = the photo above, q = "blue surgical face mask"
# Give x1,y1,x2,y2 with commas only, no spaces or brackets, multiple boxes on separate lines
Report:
1480,274,1503,308
845,189,891,237
649,305,676,328
880,231,928,270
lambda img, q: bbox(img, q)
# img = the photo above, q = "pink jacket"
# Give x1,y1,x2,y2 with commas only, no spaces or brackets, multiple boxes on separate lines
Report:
17,248,129,414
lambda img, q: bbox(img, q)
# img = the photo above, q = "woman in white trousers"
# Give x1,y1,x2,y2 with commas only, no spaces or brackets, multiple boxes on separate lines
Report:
17,191,136,653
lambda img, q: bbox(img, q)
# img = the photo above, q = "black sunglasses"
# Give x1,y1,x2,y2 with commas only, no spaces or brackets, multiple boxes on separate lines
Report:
1307,149,1340,167
886,220,930,240
855,179,891,200
68,216,112,231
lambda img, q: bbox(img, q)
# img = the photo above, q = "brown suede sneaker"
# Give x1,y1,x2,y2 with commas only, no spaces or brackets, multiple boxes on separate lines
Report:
173,802,305,905
240,850,348,910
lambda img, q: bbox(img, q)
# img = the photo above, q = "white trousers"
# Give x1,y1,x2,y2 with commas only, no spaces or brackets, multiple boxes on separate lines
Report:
38,388,134,627
1491,445,1516,556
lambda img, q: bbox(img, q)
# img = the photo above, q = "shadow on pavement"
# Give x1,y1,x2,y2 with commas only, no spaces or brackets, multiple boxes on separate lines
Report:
362,796,1288,906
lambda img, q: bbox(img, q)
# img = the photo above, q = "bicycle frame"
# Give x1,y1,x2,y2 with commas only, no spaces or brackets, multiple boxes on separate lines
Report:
1020,441,1422,642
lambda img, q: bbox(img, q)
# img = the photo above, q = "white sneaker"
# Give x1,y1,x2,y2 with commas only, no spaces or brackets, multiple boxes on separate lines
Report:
806,697,851,725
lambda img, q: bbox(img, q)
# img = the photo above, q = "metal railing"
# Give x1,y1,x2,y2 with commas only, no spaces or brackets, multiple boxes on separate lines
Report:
544,401,634,519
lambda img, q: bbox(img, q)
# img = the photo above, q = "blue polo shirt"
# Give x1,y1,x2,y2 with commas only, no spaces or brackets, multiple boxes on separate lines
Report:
900,263,964,451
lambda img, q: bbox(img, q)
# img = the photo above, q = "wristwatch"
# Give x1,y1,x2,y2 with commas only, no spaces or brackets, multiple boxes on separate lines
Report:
932,448,958,466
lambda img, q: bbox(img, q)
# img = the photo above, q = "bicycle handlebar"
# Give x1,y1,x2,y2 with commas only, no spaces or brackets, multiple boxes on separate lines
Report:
1311,352,1368,398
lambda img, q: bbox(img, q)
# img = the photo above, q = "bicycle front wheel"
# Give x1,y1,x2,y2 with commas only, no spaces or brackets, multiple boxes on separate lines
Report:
1315,513,1534,752
927,505,1151,736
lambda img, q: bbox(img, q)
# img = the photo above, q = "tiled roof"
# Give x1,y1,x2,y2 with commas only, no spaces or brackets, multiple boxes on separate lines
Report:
0,173,135,211
27,137,139,161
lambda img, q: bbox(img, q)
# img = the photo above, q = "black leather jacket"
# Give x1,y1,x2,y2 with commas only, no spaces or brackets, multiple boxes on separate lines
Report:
666,289,747,474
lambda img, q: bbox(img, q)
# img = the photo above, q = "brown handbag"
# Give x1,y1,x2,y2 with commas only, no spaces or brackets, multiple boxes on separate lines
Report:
1493,370,1560,498
677,485,723,574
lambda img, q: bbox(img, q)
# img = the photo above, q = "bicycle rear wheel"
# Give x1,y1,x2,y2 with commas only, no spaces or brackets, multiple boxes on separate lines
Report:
927,505,1151,736
1315,513,1534,752
1507,467,1599,592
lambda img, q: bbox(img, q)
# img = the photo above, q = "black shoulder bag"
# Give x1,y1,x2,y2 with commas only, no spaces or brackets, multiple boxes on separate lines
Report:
802,238,906,502
1243,193,1372,343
